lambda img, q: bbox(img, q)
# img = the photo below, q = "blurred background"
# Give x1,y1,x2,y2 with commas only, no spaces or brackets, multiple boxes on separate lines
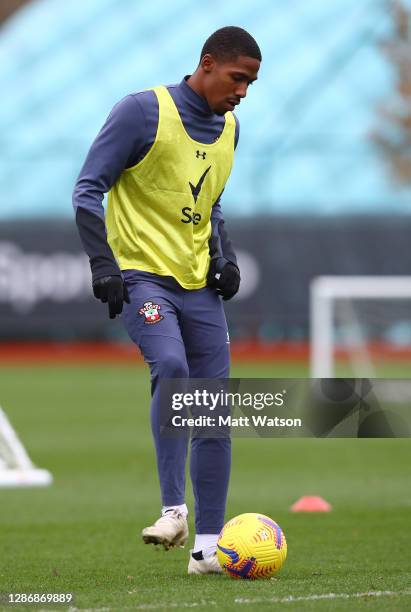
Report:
1,0,411,376
1,3,410,606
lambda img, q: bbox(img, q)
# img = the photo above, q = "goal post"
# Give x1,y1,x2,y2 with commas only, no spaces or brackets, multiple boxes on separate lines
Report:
0,407,53,487
310,276,411,377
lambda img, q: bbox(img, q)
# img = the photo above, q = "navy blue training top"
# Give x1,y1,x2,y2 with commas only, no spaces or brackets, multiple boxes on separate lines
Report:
73,76,240,282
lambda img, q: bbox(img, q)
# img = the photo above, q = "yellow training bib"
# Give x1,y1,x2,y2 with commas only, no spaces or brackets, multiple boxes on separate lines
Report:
106,85,235,289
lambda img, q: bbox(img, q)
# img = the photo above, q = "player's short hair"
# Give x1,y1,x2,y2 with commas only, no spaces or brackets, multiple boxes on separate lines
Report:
200,26,262,63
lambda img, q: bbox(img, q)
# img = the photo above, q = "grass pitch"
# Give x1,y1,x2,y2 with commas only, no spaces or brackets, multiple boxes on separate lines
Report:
0,363,410,611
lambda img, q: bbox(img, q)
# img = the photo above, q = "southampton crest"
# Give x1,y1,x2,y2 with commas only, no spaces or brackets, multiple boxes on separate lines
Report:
139,301,164,324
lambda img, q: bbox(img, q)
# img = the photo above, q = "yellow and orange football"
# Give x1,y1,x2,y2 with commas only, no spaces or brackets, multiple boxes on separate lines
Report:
217,513,287,579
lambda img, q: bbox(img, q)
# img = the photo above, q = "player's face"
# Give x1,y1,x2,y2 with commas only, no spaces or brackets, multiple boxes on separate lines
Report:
202,54,260,115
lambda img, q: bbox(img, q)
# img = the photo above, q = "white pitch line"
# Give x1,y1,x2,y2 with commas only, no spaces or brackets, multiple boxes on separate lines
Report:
68,601,217,611
234,589,411,605
66,589,411,611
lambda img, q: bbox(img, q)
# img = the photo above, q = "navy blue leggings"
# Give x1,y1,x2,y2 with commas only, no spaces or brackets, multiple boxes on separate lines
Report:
121,271,231,533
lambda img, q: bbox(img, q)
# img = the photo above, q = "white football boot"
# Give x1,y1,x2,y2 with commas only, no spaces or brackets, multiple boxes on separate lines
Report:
142,509,188,551
187,549,224,575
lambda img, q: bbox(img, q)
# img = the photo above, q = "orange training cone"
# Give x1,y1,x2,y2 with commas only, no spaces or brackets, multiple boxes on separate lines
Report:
291,496,332,512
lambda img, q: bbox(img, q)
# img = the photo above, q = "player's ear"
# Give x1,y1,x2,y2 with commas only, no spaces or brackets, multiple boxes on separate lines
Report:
201,53,216,73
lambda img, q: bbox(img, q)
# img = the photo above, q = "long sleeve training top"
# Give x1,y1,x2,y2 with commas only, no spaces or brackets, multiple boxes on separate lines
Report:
73,75,239,282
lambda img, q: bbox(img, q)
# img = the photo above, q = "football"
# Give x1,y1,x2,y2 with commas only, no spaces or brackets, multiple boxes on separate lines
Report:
217,512,287,579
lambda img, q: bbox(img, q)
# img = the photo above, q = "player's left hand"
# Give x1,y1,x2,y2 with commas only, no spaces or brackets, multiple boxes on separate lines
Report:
207,261,240,301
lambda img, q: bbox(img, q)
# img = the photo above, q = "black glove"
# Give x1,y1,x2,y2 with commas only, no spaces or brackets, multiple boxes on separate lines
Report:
207,260,240,301
92,275,130,319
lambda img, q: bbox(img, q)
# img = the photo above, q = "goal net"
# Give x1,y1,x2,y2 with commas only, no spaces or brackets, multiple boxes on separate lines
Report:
0,407,53,487
310,276,411,378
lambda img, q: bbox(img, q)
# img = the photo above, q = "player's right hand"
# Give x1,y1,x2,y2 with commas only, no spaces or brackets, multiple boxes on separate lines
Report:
92,275,130,319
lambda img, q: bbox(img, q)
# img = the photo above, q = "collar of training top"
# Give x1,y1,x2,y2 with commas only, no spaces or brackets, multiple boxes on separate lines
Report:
179,75,215,117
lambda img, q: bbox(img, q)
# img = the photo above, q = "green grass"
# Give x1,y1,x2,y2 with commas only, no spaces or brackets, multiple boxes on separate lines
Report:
0,363,410,611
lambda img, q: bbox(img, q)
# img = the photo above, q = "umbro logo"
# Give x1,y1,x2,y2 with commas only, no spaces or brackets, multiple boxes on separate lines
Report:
196,150,206,159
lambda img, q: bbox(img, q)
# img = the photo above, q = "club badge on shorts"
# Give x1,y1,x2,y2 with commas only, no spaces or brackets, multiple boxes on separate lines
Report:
139,301,164,324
